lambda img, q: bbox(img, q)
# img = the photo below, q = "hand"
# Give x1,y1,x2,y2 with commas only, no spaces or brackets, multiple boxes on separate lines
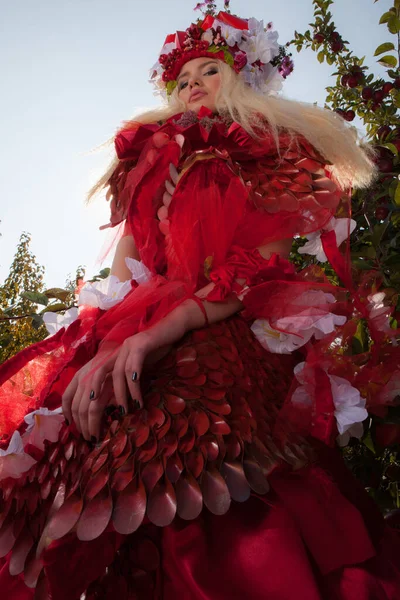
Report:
62,348,118,442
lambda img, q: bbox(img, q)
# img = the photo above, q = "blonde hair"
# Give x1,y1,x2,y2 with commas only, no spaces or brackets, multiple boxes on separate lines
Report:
88,60,376,200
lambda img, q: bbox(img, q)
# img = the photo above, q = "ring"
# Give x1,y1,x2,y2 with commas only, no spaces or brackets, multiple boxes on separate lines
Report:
131,371,139,382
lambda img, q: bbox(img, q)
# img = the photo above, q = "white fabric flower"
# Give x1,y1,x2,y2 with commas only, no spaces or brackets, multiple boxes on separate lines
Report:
78,276,132,311
291,363,367,445
0,431,37,480
329,374,368,436
251,319,312,354
23,407,64,451
212,19,244,47
125,258,152,285
299,217,357,262
251,291,346,354
43,307,79,336
367,292,392,334
239,19,280,64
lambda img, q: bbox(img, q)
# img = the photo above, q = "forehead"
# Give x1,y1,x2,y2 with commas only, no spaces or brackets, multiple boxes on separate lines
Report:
177,57,218,79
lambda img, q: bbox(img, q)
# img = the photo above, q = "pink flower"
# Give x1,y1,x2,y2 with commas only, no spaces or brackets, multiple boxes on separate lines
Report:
0,432,37,481
234,51,247,71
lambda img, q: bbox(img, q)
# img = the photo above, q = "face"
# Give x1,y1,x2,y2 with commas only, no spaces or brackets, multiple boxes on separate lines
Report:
177,57,221,113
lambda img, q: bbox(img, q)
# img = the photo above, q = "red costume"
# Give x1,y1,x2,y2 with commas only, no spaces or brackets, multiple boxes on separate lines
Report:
0,108,400,599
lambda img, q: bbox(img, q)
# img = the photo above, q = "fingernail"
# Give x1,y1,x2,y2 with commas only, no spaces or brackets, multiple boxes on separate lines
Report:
131,371,139,382
133,399,141,410
89,390,95,400
119,406,126,416
65,418,70,426
91,435,97,444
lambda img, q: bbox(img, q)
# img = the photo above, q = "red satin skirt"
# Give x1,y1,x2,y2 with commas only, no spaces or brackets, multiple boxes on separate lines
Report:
2,445,400,600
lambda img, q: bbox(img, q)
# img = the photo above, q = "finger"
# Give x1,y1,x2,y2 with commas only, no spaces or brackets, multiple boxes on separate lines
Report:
71,383,86,436
165,179,175,196
125,356,145,410
169,163,179,185
88,377,114,441
62,375,79,426
77,385,99,441
113,347,130,415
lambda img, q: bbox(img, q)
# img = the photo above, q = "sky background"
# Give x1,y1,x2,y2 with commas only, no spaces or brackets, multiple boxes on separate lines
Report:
0,0,392,288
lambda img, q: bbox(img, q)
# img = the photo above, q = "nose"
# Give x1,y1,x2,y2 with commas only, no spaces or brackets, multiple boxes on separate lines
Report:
188,75,201,89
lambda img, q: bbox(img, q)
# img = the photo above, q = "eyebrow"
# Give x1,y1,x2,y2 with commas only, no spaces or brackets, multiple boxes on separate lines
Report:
177,61,218,82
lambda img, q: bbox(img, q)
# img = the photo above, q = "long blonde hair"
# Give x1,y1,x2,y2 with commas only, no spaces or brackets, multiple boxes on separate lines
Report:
88,60,376,200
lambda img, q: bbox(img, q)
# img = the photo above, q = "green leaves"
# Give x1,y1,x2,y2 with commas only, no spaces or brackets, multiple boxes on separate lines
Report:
388,14,400,34
374,42,395,56
40,302,69,314
21,291,49,306
377,54,398,67
44,288,71,302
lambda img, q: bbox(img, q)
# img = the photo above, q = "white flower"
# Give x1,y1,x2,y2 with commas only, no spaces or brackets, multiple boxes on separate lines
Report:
299,217,357,262
337,422,365,447
239,19,280,64
212,19,244,47
125,258,152,285
43,307,79,336
251,292,346,354
291,364,367,445
367,292,392,334
23,407,64,451
78,275,132,311
251,319,312,354
329,374,368,436
0,431,37,480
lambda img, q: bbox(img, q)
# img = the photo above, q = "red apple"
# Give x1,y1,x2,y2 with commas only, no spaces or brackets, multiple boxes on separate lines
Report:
313,33,325,43
362,87,373,100
375,206,390,220
344,110,355,121
382,82,394,95
377,125,392,140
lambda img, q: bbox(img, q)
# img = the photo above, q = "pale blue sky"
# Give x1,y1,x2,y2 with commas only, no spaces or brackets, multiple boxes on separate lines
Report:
0,0,392,287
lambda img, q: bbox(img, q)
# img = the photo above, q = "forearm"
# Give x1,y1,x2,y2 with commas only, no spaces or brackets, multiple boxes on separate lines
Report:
140,282,242,353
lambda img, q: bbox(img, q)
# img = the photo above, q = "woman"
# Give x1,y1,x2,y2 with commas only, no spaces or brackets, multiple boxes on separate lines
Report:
0,7,399,599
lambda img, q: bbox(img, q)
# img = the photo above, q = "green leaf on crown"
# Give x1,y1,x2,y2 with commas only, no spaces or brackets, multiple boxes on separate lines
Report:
166,80,177,95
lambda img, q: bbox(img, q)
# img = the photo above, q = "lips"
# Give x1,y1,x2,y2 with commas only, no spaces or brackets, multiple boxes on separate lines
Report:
189,90,207,102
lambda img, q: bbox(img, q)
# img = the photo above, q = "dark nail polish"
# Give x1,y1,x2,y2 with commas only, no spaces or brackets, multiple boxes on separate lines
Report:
89,390,95,400
131,371,139,382
119,406,126,416
133,399,141,410
91,435,97,444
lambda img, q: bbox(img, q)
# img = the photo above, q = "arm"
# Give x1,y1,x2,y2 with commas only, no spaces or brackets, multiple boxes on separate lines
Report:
110,223,140,281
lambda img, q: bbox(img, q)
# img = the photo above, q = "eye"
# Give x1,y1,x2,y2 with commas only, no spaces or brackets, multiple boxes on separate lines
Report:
204,68,218,76
179,81,188,91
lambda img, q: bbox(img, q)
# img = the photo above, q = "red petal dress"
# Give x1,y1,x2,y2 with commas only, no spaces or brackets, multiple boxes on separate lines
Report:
0,108,399,599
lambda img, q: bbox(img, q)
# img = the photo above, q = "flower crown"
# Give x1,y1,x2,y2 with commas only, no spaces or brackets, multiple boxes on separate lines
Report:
150,5,293,99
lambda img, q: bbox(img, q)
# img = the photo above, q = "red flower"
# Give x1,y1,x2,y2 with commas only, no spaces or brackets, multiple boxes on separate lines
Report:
234,51,247,71
186,24,203,40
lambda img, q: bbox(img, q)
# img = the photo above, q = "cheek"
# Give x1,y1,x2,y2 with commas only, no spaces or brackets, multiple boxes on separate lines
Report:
210,76,221,97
